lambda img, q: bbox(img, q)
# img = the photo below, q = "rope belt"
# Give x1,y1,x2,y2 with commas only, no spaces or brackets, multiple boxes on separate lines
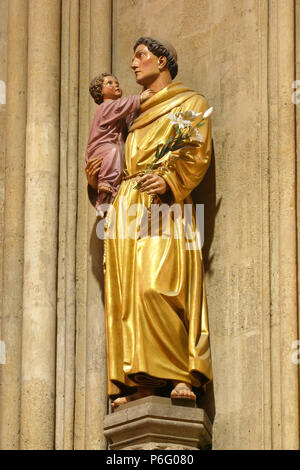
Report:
122,169,145,181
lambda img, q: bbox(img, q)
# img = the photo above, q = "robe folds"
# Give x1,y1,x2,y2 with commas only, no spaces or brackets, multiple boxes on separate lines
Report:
103,81,213,396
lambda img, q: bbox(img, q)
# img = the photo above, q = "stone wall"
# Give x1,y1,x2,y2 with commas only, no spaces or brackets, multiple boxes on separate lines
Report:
0,0,8,346
113,0,299,450
0,0,299,450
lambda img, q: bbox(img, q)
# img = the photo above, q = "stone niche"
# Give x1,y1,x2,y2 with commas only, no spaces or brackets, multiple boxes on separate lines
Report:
103,396,212,450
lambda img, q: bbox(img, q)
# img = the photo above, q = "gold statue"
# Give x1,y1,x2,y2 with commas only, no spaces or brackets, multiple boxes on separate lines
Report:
85,37,213,408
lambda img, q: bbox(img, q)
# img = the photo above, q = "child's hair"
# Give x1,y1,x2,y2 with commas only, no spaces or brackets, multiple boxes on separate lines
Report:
89,72,119,105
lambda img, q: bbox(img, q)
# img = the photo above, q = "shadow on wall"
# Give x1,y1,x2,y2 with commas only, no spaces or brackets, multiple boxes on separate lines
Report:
192,139,221,425
192,139,221,277
89,216,105,306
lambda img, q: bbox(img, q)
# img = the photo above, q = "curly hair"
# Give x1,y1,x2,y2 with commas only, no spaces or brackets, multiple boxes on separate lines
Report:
89,72,119,105
133,37,178,79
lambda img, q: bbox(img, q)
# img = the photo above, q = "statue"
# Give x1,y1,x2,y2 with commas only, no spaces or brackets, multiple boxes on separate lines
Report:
86,73,153,218
85,37,213,408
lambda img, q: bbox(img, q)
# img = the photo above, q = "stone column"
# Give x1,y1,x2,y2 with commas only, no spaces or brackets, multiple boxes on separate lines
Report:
74,0,111,450
85,0,111,450
20,0,61,450
296,0,300,364
74,0,90,449
0,0,8,345
0,0,27,450
55,0,79,450
269,0,299,449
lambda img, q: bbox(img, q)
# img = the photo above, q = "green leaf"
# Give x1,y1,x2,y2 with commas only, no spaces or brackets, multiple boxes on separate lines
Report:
196,122,205,127
158,137,174,159
172,143,185,151
155,145,161,159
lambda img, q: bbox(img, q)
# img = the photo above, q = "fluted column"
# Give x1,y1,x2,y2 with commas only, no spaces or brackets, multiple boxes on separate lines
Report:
276,0,299,449
0,0,27,450
20,0,61,450
269,0,299,449
55,0,79,450
74,0,111,450
74,0,90,449
85,0,111,450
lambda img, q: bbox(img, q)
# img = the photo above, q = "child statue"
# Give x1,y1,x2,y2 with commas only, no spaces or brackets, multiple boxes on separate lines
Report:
85,73,154,217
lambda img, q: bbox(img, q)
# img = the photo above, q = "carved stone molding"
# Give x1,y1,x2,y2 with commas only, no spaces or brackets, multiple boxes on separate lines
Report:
104,396,212,450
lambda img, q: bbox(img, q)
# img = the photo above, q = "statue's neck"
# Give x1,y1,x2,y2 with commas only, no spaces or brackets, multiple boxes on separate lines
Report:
143,71,172,93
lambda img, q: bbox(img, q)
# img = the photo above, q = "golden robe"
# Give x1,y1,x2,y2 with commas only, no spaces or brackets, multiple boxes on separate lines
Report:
104,81,213,396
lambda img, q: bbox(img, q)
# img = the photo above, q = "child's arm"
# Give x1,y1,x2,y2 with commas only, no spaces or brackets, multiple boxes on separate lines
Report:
100,90,155,124
125,89,155,128
100,95,141,124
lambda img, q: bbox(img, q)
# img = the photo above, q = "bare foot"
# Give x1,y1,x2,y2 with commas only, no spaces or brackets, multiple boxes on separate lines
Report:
170,381,196,401
112,387,156,409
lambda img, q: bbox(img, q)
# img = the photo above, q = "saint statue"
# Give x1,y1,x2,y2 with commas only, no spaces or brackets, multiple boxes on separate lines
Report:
85,37,213,408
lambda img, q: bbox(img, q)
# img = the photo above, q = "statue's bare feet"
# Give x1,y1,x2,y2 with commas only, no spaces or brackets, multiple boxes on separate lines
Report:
111,387,155,409
170,381,196,401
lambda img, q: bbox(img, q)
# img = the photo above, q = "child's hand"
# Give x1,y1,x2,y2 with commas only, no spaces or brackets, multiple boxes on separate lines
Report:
140,89,155,103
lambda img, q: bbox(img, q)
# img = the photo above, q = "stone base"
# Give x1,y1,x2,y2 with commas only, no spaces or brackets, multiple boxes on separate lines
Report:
103,396,212,450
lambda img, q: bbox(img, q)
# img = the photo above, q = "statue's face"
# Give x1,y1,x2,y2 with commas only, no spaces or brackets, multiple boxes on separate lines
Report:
131,44,160,86
101,75,122,100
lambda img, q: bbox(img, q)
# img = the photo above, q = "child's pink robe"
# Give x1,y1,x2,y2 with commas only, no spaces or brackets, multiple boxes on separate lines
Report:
85,95,140,209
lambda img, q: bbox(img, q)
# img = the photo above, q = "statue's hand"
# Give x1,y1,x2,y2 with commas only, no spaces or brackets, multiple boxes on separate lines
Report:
137,173,167,195
85,157,102,190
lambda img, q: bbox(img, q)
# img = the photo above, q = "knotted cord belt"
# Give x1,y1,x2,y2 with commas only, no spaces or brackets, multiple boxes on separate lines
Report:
103,170,157,274
121,169,145,181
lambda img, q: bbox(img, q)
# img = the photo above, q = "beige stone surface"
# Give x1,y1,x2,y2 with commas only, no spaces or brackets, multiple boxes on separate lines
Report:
296,0,300,420
112,0,299,450
104,396,211,450
0,0,298,451
20,0,61,450
268,0,299,449
0,0,27,450
55,0,79,450
74,0,110,450
85,0,111,451
0,0,8,346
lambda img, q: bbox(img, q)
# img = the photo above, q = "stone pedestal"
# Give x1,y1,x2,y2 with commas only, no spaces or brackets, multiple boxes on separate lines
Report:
103,396,212,450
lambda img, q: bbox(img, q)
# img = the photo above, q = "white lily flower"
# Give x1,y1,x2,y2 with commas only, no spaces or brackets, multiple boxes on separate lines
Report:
203,107,213,119
168,112,192,129
191,128,204,143
167,112,177,122
176,115,193,129
181,110,202,121
167,113,185,128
